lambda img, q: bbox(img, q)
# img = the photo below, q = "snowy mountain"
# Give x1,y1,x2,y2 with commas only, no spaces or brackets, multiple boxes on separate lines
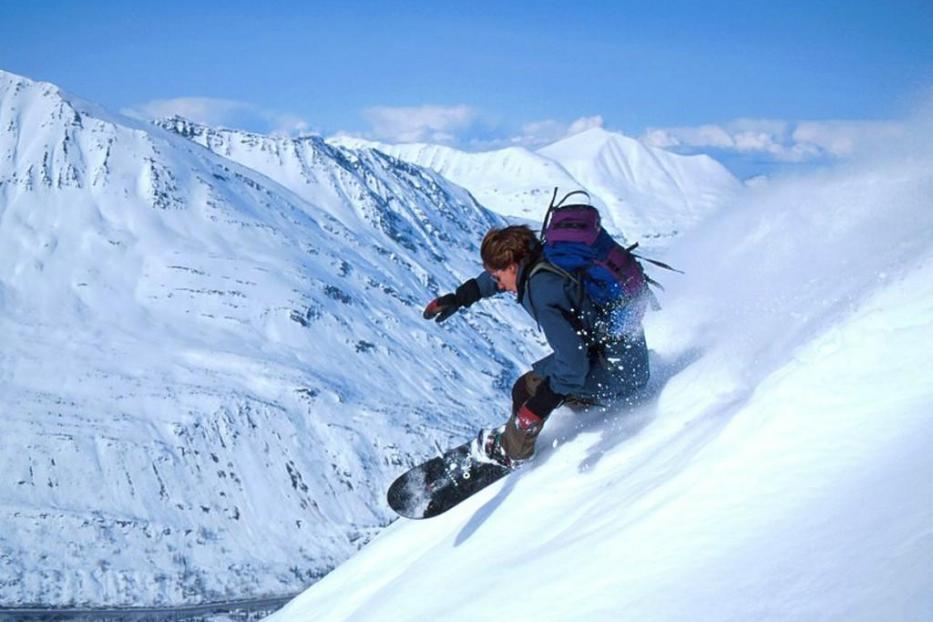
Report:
155,117,489,250
327,137,581,223
271,118,933,620
0,69,544,607
539,127,740,241
329,129,740,245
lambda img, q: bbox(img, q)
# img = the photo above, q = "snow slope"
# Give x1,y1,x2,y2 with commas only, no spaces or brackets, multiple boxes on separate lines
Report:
329,130,740,246
270,115,933,621
0,69,543,607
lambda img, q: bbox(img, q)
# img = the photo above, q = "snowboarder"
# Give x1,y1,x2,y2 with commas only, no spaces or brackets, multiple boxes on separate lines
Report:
423,223,650,469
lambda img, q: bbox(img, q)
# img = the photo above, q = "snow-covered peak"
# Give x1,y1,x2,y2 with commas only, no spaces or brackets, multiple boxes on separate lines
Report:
538,126,741,240
537,125,623,158
540,125,729,181
1,69,102,193
0,68,66,104
325,134,376,151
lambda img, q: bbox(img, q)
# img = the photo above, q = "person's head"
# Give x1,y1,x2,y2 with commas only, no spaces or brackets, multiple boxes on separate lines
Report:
480,225,538,293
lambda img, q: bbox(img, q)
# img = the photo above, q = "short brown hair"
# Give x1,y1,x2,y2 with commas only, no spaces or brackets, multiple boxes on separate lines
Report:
480,225,537,270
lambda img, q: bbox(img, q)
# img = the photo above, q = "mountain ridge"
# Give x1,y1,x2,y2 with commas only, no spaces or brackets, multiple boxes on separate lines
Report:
328,127,740,244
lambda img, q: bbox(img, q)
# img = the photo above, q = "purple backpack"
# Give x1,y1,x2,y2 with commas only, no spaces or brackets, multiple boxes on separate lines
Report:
534,189,681,335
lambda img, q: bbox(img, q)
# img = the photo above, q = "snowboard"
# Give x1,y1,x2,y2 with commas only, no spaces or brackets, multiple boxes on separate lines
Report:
387,439,511,519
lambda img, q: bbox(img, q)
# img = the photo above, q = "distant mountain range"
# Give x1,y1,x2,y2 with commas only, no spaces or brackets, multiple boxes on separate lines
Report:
329,128,739,245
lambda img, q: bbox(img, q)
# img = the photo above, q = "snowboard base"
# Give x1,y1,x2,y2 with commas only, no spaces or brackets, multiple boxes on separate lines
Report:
387,440,511,519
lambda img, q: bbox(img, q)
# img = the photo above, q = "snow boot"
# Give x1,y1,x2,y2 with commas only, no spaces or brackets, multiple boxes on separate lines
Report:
498,405,544,464
471,426,522,469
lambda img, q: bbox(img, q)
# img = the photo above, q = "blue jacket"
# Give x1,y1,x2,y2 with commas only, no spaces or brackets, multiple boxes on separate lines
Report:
474,262,649,401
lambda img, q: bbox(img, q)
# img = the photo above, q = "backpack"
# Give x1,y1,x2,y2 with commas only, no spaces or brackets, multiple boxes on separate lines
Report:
531,189,681,337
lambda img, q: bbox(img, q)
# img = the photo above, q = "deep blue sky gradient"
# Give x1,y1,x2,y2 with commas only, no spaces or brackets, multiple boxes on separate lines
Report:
2,1,932,145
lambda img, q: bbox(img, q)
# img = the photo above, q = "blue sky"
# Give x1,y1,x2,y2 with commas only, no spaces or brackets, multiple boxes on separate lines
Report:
2,1,931,176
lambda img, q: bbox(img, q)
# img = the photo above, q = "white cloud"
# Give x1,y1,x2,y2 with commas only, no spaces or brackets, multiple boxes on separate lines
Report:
361,105,477,144
566,115,605,135
482,115,607,150
642,118,905,162
643,124,736,150
346,109,608,151
342,105,907,164
792,120,904,157
122,97,313,136
515,119,567,146
124,97,248,126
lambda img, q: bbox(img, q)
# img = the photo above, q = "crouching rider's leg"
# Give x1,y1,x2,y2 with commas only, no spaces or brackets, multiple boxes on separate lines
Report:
478,372,565,468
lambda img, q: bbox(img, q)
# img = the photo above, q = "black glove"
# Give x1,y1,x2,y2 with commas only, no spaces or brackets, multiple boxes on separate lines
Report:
423,293,460,323
423,279,481,323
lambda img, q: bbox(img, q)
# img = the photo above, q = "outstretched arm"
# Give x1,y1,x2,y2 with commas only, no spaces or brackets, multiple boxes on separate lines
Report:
423,271,500,323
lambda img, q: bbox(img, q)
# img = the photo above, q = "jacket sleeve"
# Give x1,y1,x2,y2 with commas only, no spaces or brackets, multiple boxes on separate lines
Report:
472,270,502,300
448,271,501,310
529,275,589,396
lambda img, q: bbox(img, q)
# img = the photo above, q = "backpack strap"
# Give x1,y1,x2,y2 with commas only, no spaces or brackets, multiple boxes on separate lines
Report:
527,259,578,284
625,241,685,275
553,189,592,208
527,260,587,309
523,259,589,337
633,252,684,274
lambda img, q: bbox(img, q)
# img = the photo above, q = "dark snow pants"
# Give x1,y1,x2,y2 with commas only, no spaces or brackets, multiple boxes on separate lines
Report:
502,335,650,461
